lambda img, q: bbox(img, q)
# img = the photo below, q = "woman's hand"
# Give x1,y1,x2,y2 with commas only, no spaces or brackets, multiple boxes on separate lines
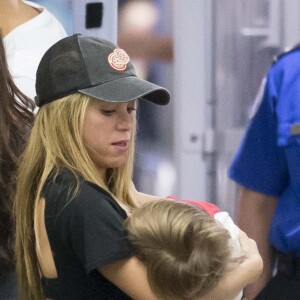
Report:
238,229,264,284
200,229,263,300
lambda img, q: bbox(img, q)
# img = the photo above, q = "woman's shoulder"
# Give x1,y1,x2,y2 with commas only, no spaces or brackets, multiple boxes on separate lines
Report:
43,169,81,195
44,169,107,197
43,169,123,216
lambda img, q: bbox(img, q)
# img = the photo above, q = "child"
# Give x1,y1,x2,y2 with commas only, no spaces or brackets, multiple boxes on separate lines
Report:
125,198,246,300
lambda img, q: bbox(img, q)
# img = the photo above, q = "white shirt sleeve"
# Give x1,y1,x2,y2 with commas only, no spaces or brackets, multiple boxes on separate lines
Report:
3,1,67,100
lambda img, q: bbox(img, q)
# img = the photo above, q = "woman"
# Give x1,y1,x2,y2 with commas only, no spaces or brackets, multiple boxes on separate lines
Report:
14,34,262,300
0,33,34,298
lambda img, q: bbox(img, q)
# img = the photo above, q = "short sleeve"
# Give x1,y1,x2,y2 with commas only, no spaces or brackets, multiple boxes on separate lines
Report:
167,196,220,217
229,70,289,197
55,182,132,273
214,212,239,248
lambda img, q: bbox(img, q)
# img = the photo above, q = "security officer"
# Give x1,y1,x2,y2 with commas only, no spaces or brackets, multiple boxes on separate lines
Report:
229,45,300,300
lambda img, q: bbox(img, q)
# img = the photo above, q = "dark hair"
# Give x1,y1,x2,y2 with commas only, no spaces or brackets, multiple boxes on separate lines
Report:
0,33,34,274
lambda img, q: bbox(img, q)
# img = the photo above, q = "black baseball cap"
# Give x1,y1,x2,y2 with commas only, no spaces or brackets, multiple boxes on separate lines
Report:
35,34,170,107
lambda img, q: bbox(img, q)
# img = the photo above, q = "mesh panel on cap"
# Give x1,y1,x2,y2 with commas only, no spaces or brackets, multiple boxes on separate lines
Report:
35,35,170,106
36,36,91,105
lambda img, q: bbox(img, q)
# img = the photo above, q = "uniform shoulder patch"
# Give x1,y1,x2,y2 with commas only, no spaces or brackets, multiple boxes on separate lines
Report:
273,43,300,64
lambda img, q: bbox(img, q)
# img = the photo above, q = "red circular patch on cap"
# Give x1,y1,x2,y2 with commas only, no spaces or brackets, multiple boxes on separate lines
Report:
108,48,130,71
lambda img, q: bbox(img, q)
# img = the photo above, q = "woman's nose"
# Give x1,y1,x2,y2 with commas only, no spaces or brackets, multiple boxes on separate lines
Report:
116,112,134,131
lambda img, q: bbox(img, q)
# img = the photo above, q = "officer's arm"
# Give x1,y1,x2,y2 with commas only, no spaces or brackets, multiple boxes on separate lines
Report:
236,187,277,299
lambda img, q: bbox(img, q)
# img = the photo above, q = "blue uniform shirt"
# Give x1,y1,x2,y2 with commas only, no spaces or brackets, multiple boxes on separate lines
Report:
229,48,300,255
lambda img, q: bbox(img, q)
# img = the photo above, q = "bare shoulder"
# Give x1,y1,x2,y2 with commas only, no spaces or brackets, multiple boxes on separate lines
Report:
135,191,164,207
129,181,163,207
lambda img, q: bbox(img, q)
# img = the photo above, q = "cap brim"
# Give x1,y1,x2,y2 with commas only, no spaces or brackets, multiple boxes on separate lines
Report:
78,76,170,105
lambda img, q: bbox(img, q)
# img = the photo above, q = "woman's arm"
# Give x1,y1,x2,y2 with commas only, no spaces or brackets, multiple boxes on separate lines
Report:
98,227,262,300
200,229,263,300
98,257,158,300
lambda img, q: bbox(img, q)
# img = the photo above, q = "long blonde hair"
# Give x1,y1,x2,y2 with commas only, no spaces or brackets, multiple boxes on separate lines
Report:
125,199,240,300
14,93,136,299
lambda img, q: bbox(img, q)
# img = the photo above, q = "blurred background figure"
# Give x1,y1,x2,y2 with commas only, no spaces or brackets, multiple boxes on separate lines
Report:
118,0,173,77
118,0,175,196
0,0,67,99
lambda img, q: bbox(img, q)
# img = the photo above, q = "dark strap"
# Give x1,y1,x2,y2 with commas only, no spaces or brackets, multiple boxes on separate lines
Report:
277,251,300,279
41,277,60,299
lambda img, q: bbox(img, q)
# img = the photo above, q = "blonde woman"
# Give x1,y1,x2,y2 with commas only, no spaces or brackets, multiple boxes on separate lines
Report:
14,34,262,300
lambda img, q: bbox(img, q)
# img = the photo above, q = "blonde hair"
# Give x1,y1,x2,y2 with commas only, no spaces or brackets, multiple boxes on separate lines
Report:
14,93,136,300
125,199,238,300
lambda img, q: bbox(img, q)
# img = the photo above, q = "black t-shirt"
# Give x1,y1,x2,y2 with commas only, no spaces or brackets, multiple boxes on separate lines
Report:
42,170,133,299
